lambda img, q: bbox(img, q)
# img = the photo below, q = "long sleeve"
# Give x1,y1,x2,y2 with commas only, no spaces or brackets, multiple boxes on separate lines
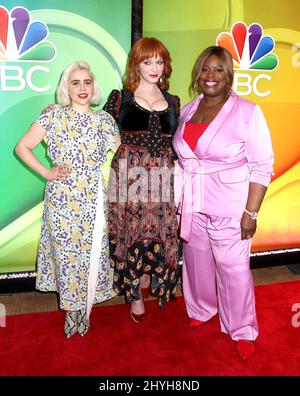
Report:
245,105,274,187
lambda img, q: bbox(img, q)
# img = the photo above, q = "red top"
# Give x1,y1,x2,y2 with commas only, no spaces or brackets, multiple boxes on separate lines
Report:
183,122,208,151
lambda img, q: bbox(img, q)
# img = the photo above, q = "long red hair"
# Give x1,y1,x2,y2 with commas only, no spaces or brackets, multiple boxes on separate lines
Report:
123,37,172,92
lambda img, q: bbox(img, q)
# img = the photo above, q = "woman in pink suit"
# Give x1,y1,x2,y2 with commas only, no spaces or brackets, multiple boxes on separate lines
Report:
172,46,274,359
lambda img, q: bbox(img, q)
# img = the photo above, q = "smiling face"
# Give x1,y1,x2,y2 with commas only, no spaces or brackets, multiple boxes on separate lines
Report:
138,55,164,85
67,69,94,111
198,54,228,99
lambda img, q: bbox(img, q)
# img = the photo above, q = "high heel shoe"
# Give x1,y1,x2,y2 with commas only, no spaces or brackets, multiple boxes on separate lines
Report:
190,318,204,328
130,311,146,324
64,311,78,338
236,340,255,360
77,310,90,336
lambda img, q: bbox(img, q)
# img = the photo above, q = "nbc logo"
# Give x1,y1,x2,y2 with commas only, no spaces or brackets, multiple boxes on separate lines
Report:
0,6,56,92
0,6,56,61
216,22,279,97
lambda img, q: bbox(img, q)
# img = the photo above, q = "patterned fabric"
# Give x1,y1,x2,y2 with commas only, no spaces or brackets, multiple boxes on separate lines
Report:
121,131,172,149
35,105,119,311
103,90,181,309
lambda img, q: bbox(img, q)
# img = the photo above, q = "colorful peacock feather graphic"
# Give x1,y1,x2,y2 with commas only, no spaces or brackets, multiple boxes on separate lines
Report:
216,22,278,71
0,6,56,62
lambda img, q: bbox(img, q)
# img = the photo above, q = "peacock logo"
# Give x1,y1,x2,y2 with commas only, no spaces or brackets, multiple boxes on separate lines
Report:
0,6,56,62
216,22,278,71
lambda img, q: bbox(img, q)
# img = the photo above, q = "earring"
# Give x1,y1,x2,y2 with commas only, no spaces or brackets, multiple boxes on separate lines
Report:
159,76,163,83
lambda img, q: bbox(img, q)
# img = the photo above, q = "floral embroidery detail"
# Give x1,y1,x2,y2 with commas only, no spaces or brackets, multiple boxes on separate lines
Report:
104,91,182,309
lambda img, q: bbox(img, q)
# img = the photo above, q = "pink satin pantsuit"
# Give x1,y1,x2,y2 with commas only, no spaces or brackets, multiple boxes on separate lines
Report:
172,91,274,340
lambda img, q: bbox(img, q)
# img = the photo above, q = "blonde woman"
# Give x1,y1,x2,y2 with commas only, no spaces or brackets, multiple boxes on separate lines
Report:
15,61,120,338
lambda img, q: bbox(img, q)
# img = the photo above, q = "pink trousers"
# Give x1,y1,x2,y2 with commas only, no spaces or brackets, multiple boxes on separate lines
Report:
182,212,258,341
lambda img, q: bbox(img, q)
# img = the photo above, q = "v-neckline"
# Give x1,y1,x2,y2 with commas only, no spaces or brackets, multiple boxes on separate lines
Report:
178,92,238,158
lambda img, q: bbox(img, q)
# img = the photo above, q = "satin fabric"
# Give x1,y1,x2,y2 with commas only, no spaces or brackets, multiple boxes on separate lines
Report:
172,91,274,242
183,212,259,341
172,91,274,341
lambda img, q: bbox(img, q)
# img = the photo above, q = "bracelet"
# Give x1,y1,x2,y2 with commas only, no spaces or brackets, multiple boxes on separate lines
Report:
244,208,258,220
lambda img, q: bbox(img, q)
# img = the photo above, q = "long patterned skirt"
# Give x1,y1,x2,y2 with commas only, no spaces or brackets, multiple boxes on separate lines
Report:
108,144,181,308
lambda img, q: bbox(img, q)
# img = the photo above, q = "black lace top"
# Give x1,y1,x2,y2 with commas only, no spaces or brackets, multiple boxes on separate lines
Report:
103,89,180,157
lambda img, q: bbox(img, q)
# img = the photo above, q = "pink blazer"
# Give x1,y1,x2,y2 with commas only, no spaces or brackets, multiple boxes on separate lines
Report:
172,91,274,242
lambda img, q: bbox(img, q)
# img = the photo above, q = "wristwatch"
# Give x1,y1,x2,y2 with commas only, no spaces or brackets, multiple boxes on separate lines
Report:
244,208,258,220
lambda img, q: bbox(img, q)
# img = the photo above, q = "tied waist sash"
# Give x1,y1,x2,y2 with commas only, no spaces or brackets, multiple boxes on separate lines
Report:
174,158,247,242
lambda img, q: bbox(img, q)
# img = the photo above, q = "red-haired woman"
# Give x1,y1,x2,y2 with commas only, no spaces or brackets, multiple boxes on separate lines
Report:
103,37,181,322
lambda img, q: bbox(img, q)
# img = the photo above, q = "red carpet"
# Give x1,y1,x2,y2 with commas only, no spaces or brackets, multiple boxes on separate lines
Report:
1,280,300,376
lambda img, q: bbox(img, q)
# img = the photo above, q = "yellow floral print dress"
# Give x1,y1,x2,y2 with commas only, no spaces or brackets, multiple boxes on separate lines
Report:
35,105,119,314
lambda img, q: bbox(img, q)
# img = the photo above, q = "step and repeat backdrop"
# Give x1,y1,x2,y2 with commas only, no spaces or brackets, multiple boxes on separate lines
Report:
0,0,131,274
144,0,300,253
1,0,300,276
